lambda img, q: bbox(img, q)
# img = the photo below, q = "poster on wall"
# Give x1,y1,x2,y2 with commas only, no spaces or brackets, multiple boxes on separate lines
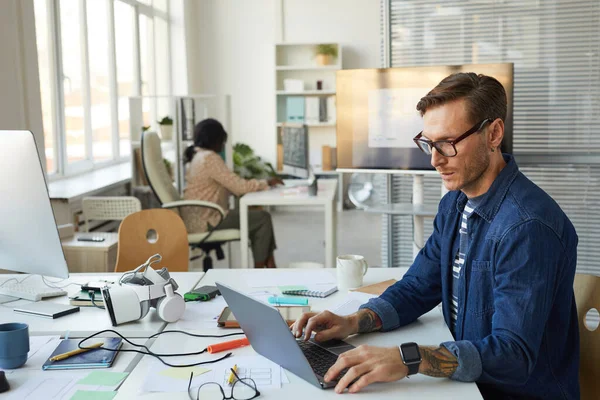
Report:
367,88,428,148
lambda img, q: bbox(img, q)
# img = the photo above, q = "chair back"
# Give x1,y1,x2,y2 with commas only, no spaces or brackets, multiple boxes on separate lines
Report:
141,130,181,205
115,209,189,272
574,273,600,399
82,196,141,232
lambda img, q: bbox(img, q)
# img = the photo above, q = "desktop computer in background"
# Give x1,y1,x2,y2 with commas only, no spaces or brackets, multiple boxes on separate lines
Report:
281,124,317,195
0,131,70,301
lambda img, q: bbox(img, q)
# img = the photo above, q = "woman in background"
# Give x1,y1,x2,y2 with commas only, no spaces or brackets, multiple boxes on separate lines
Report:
182,118,280,268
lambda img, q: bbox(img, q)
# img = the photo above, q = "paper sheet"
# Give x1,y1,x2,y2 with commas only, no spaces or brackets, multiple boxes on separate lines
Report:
243,270,336,288
3,371,123,400
77,372,128,387
143,360,218,393
175,296,227,330
212,355,281,389
158,366,211,380
28,336,61,360
328,291,377,316
69,391,116,400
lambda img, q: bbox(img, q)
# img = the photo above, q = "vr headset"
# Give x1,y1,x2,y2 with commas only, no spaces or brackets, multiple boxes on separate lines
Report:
101,254,185,326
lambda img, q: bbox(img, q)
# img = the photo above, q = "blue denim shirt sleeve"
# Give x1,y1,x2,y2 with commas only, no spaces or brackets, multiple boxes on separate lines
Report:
441,220,571,385
359,199,448,331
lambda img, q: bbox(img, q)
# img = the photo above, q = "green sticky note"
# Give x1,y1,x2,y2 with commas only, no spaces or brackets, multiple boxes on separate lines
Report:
279,285,308,291
77,371,129,387
70,390,116,400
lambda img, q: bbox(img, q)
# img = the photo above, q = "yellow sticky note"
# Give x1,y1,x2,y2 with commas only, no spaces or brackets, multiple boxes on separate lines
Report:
159,366,211,380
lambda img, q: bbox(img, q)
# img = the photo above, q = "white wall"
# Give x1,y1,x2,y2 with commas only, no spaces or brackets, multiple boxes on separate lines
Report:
0,0,46,169
189,0,381,164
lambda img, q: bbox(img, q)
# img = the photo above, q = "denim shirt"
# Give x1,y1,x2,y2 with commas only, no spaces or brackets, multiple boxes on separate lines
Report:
361,155,579,399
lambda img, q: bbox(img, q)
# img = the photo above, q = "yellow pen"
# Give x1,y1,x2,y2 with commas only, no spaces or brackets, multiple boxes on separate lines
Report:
50,342,104,362
227,364,238,385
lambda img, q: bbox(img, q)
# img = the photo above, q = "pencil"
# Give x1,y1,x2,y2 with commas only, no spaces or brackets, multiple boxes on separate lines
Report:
50,342,104,362
227,364,238,385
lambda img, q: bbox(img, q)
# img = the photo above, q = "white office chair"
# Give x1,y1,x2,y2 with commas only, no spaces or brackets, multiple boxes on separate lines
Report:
141,130,241,271
81,196,142,232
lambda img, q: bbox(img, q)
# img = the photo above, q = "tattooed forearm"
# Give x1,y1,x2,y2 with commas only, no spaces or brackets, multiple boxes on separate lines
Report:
356,309,382,333
419,346,459,378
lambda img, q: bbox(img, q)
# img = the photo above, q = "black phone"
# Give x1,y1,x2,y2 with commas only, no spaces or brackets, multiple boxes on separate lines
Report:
77,236,105,242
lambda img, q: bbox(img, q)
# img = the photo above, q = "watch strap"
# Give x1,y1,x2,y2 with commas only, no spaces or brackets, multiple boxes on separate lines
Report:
406,361,420,376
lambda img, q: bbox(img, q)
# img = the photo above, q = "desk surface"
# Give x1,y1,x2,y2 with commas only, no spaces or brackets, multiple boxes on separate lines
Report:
116,268,482,399
48,162,131,201
240,179,337,206
0,272,204,338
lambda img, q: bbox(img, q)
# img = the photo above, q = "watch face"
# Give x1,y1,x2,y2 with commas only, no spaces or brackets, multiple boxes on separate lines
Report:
401,343,421,362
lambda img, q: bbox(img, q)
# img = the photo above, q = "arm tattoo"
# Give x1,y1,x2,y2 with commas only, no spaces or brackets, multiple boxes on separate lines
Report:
356,309,382,333
419,346,459,378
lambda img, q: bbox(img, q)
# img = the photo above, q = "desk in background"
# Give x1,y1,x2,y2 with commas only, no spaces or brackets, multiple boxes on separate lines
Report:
116,268,482,399
239,179,338,268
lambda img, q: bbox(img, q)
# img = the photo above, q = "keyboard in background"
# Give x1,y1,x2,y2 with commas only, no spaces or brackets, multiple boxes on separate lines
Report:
0,283,67,301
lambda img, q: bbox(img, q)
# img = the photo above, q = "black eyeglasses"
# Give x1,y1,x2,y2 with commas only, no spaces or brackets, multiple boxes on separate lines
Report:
188,368,260,400
413,119,491,157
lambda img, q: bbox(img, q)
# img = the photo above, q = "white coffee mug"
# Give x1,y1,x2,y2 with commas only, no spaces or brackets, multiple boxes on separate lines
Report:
336,255,369,290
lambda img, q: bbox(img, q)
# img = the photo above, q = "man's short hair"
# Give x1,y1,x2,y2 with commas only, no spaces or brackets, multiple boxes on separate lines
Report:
416,72,507,125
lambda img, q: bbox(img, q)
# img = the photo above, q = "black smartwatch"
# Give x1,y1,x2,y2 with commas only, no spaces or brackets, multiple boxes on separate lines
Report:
400,342,422,376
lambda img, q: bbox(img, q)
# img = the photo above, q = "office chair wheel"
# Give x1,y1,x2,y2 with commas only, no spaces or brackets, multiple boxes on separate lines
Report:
203,256,213,272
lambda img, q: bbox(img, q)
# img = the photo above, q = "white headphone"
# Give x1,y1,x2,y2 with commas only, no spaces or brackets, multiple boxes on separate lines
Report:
101,254,185,326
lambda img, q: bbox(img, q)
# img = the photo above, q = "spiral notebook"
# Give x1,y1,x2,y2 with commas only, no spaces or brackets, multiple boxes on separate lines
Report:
279,284,338,298
42,337,123,370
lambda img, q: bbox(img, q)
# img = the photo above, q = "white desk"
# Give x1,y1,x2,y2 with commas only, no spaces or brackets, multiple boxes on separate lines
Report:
239,180,338,268
0,272,204,338
116,268,482,399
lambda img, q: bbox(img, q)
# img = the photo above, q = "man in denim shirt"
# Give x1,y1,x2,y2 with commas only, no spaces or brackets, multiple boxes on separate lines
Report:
292,73,579,399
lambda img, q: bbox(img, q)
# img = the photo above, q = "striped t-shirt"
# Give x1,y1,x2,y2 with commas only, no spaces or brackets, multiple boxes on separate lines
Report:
450,200,476,333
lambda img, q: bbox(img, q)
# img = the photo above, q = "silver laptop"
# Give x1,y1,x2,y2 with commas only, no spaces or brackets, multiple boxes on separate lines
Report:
216,282,355,389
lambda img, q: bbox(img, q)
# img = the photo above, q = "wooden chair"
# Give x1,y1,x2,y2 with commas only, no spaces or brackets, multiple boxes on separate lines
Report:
574,274,600,399
114,209,189,272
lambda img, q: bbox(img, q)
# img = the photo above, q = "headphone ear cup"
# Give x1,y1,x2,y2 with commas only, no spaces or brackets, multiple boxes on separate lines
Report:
156,288,185,323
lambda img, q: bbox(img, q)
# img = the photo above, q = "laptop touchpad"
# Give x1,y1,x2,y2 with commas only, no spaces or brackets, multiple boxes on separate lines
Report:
310,338,355,355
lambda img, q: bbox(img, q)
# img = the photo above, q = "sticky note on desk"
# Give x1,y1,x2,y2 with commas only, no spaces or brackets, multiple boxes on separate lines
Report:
77,371,129,387
159,366,211,380
278,285,308,292
70,390,116,400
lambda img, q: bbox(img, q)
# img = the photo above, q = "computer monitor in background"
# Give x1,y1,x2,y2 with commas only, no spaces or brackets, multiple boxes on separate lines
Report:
0,131,69,279
281,124,310,179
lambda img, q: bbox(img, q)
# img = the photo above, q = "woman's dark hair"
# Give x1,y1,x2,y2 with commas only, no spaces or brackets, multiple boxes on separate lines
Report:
183,118,228,163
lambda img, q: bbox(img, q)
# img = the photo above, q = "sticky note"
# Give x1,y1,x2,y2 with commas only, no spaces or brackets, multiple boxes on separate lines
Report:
278,285,308,291
70,390,116,400
77,371,129,387
159,366,211,380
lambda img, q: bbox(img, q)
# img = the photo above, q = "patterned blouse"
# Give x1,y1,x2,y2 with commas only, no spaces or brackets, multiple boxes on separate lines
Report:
182,148,268,233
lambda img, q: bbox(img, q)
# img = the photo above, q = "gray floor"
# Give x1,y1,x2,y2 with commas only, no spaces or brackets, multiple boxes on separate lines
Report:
190,209,382,270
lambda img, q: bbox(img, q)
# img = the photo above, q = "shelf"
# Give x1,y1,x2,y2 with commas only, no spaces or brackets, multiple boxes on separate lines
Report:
276,65,341,71
277,122,336,127
363,203,438,216
276,90,336,96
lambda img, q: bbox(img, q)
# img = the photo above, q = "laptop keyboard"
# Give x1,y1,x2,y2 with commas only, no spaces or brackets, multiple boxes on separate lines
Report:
297,340,348,380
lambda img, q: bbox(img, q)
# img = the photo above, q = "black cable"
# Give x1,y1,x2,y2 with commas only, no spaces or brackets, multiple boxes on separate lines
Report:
78,329,244,368
88,290,105,309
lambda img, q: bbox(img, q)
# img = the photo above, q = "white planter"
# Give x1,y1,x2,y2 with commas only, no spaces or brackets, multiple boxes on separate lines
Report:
159,125,173,141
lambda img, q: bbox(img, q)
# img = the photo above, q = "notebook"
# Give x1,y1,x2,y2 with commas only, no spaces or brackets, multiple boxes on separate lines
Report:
279,284,338,298
42,337,123,370
350,279,397,296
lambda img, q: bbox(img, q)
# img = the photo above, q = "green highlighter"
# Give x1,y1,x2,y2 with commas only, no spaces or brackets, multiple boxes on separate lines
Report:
184,285,220,302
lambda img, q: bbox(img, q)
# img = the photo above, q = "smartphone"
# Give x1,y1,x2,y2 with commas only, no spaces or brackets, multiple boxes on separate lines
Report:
77,236,106,242
217,305,310,328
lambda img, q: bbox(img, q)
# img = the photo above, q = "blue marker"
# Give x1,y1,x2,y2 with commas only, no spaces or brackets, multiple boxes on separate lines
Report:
267,296,308,306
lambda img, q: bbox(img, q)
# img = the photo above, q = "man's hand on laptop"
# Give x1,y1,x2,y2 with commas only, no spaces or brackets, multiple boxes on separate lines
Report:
324,345,407,394
292,310,357,342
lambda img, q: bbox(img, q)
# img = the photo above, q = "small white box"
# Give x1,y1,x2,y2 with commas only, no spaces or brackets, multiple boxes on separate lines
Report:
284,79,304,92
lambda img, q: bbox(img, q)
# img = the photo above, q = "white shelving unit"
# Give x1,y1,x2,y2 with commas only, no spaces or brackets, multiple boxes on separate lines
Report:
275,43,344,211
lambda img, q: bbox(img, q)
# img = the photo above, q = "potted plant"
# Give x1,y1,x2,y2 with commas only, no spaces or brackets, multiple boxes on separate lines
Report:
233,143,276,180
157,116,173,141
315,44,338,66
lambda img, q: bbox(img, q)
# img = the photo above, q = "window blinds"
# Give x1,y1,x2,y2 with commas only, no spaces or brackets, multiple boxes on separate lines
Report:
382,0,600,273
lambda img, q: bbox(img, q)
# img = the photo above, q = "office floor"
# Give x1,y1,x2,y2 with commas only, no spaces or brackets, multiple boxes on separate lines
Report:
190,209,382,270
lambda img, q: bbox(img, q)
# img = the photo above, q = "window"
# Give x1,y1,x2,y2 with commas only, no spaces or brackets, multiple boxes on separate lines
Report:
382,0,600,274
34,0,173,177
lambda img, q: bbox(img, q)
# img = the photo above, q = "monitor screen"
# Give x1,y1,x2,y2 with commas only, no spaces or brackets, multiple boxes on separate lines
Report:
336,63,514,171
282,124,309,178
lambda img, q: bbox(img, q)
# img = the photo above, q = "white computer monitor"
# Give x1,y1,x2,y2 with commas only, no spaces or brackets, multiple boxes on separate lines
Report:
281,123,309,179
0,131,69,278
